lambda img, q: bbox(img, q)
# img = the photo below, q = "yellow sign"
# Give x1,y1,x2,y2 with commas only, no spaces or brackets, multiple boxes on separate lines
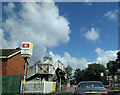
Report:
30,42,33,51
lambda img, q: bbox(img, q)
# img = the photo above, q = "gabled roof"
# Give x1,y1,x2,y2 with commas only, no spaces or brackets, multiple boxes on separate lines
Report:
0,48,21,59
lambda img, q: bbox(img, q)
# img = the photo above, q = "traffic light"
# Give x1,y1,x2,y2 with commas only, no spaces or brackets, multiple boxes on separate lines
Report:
116,51,120,62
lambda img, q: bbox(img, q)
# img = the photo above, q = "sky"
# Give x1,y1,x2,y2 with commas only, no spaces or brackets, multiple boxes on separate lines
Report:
1,1,119,71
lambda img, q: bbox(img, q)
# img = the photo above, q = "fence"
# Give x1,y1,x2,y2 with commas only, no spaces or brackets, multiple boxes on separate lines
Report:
104,83,120,90
20,81,56,94
56,85,77,91
2,75,22,94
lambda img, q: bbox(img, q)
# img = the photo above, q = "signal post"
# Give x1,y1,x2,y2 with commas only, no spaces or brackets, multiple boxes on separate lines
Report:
58,70,67,91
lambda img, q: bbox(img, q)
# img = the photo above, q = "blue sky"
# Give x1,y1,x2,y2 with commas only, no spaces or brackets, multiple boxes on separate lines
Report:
47,2,118,61
1,1,118,70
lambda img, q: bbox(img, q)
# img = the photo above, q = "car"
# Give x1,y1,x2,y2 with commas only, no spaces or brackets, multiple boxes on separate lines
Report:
74,81,108,95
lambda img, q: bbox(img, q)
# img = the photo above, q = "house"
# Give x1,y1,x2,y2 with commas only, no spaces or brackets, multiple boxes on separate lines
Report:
0,47,29,94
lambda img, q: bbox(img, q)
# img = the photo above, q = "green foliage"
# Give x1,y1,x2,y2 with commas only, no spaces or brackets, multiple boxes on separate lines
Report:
74,68,83,84
61,79,68,85
65,65,73,77
84,63,107,81
107,61,118,75
116,51,120,61
63,65,73,84
73,63,107,84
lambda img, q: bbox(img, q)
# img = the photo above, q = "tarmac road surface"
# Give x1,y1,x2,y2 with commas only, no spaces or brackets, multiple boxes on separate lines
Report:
49,90,74,95
48,90,120,95
19,90,120,95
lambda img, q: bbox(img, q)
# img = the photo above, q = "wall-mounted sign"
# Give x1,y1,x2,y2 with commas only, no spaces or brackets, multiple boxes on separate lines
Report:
21,42,33,58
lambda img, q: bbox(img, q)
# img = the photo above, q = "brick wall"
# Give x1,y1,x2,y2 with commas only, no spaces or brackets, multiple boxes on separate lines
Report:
2,53,27,76
1,59,7,75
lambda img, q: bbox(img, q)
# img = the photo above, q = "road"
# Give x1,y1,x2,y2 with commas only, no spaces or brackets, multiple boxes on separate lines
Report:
20,90,120,95
49,90,74,95
48,90,120,95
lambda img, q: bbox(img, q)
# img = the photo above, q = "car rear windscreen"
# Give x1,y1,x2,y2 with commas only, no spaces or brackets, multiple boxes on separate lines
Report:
78,82,103,88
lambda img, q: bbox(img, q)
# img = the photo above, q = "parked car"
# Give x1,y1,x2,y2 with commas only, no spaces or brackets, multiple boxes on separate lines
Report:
74,81,108,95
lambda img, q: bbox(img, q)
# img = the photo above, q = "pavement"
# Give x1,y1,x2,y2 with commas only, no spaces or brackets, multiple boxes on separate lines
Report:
19,90,75,95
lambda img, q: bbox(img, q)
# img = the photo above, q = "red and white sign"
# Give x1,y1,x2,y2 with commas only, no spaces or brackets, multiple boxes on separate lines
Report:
22,44,29,48
21,42,33,58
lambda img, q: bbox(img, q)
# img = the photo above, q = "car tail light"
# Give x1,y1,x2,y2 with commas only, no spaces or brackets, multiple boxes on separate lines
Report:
101,94,108,95
74,94,81,95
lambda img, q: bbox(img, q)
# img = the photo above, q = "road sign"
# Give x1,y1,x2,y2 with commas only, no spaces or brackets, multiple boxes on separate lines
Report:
21,42,33,58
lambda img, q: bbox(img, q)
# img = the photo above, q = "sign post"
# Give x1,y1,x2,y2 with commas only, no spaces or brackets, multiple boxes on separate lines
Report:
21,42,33,94
22,58,27,94
58,70,67,91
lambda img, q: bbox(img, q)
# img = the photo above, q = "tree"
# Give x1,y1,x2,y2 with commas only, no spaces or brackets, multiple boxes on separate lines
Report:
107,61,118,76
74,68,83,84
65,65,73,77
83,63,107,84
116,51,120,62
63,65,73,84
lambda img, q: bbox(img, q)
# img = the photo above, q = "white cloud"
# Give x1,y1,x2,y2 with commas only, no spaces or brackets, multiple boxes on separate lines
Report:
48,48,118,71
80,27,87,31
104,10,118,20
2,2,70,61
95,48,118,67
85,0,92,2
49,51,88,70
85,28,99,41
